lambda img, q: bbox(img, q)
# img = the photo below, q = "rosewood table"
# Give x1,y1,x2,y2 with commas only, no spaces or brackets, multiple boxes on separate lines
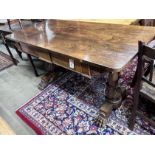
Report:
5,19,155,127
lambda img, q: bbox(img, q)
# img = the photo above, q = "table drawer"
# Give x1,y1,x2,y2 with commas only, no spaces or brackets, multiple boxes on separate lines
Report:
20,43,51,63
20,43,39,57
20,43,104,77
52,54,91,76
38,52,51,63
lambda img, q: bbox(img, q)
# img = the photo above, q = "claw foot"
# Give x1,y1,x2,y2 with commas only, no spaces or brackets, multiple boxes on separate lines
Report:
94,113,107,128
94,102,113,128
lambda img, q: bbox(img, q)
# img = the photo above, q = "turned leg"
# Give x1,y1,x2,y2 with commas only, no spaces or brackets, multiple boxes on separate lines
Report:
105,72,122,107
128,90,140,130
131,68,138,87
95,71,122,127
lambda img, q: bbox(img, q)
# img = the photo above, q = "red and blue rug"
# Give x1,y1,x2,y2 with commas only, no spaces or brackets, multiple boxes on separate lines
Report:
16,58,155,135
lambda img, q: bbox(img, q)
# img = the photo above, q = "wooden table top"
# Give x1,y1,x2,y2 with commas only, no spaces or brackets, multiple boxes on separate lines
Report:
6,19,155,72
71,19,140,25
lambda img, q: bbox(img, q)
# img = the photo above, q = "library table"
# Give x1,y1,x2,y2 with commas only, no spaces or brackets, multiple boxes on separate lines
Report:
6,19,155,127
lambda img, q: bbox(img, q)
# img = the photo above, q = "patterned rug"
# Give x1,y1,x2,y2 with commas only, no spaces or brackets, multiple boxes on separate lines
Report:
0,51,14,72
16,58,155,135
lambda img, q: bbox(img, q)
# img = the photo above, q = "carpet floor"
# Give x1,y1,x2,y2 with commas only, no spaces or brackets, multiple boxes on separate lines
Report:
0,51,14,71
16,58,155,134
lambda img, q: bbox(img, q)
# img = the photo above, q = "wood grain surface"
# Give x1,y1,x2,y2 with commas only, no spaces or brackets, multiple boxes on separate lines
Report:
6,19,155,71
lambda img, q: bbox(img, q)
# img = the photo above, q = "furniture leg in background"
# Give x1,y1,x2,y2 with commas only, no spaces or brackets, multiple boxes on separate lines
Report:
14,45,23,60
0,33,17,65
7,19,23,30
27,54,39,77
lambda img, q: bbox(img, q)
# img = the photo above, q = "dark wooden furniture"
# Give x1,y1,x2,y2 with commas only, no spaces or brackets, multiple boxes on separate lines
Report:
7,19,24,59
139,19,155,26
0,24,19,65
129,41,155,130
6,19,39,76
0,20,23,64
0,32,17,65
7,19,23,30
0,20,39,75
6,19,155,127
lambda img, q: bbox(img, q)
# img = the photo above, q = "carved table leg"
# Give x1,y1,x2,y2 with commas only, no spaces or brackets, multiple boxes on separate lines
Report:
95,72,122,127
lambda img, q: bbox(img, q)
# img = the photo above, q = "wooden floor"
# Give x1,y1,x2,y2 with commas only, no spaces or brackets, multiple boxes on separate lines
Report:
0,116,15,135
